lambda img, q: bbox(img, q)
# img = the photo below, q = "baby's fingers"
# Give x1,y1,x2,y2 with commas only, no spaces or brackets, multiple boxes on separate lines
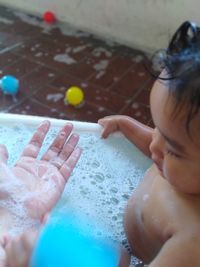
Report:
41,123,74,162
100,127,112,139
21,121,50,158
98,118,116,138
60,147,82,181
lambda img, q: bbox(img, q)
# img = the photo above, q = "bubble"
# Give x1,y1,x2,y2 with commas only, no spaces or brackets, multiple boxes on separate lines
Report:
92,160,100,168
106,174,112,179
94,172,105,182
110,187,118,193
110,197,119,205
112,216,118,221
122,194,130,200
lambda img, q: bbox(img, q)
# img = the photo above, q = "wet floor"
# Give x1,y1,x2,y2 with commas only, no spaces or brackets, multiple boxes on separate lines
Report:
0,5,153,126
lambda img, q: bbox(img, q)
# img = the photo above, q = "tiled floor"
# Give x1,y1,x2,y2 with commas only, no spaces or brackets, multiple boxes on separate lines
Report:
0,5,154,125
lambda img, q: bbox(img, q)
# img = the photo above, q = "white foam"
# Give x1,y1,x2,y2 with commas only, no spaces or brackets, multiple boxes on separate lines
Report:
0,16,13,25
46,93,63,102
93,59,109,71
13,10,56,33
54,53,77,64
92,47,113,58
72,45,88,54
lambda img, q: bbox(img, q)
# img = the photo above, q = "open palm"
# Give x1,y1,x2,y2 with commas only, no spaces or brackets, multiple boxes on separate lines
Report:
0,121,82,239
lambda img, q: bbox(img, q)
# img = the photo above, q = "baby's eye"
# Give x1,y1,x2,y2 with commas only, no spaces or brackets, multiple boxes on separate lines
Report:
166,149,181,158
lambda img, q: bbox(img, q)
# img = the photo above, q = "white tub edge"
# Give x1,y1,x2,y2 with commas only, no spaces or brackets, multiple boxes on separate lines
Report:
0,113,122,137
0,113,100,131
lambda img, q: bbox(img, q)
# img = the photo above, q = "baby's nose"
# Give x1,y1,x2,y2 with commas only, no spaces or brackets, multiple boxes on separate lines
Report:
149,129,164,161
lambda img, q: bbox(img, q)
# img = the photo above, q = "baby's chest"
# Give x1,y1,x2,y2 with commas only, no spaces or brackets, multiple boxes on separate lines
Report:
140,191,175,240
137,169,200,240
133,170,181,239
126,179,173,257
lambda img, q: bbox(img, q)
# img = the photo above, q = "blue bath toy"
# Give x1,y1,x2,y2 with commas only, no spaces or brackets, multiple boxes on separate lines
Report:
30,212,120,267
0,75,19,95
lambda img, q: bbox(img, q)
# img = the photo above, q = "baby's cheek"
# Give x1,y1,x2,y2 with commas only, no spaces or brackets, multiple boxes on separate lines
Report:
163,160,182,187
163,159,176,181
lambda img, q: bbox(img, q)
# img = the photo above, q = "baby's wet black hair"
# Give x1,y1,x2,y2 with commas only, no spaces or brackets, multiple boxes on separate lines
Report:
149,21,200,131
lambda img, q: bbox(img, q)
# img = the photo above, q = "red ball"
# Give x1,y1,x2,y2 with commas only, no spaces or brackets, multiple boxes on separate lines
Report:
43,11,56,24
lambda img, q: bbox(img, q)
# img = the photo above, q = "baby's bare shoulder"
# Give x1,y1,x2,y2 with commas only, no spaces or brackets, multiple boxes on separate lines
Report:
135,165,200,236
125,165,200,264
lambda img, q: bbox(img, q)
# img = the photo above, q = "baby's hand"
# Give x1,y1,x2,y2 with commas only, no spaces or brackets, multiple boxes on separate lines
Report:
98,115,124,138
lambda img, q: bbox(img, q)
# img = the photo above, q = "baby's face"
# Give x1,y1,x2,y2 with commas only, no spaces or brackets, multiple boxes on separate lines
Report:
149,78,200,194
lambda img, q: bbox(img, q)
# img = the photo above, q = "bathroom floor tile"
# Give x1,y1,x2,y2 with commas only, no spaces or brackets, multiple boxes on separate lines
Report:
0,52,20,68
1,58,39,78
0,5,153,125
110,63,151,98
18,65,59,95
121,102,152,125
7,97,63,118
88,54,135,89
33,82,127,114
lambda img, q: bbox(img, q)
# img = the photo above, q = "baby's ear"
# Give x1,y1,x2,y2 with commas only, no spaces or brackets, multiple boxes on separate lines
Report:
118,248,131,267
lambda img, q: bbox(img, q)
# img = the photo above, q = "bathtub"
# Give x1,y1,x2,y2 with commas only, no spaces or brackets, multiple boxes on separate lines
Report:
0,113,151,266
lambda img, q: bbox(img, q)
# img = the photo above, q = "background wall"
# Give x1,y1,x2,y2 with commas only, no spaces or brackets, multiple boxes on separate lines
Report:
0,0,199,52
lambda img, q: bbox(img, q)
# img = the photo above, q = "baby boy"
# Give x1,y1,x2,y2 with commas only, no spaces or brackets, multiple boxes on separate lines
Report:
99,21,200,266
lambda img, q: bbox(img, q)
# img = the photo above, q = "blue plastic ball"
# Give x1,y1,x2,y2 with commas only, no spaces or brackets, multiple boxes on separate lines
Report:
0,75,19,95
30,213,120,267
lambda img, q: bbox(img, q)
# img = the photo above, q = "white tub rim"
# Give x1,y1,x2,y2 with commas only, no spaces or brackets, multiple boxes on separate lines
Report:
0,113,123,136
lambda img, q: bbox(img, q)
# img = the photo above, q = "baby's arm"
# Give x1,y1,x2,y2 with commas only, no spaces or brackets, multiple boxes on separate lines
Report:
149,233,200,267
98,115,153,157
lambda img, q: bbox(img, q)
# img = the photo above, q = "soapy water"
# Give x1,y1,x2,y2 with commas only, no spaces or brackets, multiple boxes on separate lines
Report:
0,123,151,266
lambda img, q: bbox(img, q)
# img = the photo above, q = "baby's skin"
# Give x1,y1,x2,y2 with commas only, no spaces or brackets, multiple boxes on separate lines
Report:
99,78,200,266
0,121,82,266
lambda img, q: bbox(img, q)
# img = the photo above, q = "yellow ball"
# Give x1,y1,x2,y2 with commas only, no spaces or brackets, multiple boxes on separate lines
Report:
65,86,84,106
